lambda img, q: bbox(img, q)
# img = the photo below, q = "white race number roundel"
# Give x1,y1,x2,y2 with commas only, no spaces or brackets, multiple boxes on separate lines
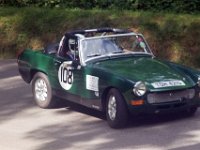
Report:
58,61,73,90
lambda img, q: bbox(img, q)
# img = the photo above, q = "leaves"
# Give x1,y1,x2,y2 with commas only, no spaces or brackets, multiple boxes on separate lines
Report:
1,0,200,13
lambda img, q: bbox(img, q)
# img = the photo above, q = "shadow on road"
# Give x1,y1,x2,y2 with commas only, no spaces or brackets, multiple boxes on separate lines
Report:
25,98,200,150
1,60,200,150
55,100,106,120
0,60,34,123
25,108,200,150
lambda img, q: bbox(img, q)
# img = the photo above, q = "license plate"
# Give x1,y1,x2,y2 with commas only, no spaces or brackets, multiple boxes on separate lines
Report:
152,80,185,88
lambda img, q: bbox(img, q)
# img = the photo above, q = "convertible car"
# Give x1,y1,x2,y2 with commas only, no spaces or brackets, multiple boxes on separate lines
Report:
18,28,200,128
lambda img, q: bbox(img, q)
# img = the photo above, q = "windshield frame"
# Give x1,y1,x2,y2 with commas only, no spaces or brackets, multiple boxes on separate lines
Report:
79,33,153,66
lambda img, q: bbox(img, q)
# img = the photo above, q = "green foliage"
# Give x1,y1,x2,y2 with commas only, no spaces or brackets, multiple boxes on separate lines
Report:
0,7,200,68
136,0,200,13
1,0,200,13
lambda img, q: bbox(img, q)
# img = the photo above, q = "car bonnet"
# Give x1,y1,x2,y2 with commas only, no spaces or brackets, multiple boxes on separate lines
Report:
93,56,196,91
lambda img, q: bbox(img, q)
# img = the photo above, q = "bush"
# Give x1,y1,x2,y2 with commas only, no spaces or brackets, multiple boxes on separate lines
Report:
1,7,200,68
1,0,200,13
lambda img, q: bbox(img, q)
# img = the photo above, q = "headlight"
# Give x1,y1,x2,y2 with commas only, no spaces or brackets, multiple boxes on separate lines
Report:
133,81,147,96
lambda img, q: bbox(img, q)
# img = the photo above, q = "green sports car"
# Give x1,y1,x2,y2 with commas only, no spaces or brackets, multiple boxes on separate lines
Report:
18,28,200,128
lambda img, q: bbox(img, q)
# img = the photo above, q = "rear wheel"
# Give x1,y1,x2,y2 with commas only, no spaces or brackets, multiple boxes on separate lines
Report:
32,72,57,108
106,88,129,129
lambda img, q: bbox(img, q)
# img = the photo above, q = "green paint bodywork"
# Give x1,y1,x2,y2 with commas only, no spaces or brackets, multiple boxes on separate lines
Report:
94,56,196,91
18,48,200,113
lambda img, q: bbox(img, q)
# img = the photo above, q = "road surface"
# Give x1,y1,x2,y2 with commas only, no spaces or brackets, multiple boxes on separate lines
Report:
1,59,200,150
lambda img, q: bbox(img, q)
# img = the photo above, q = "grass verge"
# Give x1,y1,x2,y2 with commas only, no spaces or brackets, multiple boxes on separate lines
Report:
0,7,200,67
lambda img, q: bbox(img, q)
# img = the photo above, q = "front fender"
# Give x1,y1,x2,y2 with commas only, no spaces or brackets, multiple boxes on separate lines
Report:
167,61,200,82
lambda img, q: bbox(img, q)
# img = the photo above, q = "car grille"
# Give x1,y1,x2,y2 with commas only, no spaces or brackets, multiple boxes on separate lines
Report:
147,89,195,104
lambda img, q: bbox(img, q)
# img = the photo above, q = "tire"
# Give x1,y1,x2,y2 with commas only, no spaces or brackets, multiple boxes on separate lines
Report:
106,88,129,129
32,72,57,108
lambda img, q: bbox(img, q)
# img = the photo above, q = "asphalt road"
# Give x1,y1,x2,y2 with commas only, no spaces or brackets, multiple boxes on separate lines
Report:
1,59,200,150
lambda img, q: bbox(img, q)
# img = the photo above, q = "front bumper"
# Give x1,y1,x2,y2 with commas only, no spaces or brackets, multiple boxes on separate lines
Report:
127,88,200,115
128,99,200,115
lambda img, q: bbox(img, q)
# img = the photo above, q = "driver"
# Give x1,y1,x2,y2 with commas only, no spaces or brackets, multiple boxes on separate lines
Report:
67,39,75,60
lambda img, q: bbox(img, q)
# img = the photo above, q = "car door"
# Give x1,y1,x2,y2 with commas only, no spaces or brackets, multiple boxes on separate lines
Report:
52,35,84,104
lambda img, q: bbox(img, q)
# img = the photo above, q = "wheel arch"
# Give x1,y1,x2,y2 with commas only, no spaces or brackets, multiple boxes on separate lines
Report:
101,86,126,112
31,70,58,108
103,86,129,128
30,69,47,83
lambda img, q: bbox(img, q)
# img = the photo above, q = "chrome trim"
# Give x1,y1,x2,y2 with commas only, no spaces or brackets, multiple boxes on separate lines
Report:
147,89,195,104
108,95,117,121
79,33,153,66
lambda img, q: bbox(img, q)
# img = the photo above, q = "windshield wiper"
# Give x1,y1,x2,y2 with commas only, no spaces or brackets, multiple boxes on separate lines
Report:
87,53,101,58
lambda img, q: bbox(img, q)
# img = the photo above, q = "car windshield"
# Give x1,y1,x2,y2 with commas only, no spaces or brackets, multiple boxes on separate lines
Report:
80,34,152,63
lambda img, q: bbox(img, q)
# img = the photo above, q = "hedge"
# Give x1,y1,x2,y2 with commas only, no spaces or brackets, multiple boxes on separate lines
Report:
1,0,200,13
1,8,200,68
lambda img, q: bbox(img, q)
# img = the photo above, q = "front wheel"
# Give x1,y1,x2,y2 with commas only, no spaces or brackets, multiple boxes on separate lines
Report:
32,72,57,108
106,88,129,129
